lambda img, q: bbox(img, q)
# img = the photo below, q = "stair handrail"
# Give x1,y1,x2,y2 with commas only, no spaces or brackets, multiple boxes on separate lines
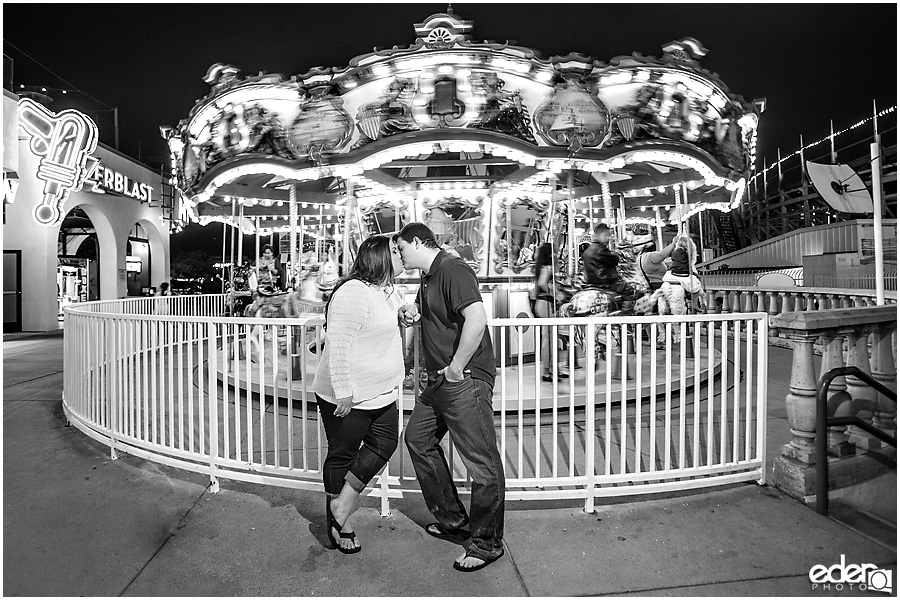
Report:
816,366,897,515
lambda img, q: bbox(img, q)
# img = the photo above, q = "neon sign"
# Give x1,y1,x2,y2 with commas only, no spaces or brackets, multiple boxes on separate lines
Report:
85,161,155,202
18,99,99,226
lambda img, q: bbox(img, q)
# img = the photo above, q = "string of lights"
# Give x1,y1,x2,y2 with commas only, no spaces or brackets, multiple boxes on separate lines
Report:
4,40,114,109
751,105,896,184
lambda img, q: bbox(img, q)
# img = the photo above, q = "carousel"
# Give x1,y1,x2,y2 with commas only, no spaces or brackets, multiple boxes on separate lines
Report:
161,11,763,408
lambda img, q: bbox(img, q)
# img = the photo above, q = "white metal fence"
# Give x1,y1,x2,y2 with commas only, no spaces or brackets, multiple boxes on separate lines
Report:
63,294,768,514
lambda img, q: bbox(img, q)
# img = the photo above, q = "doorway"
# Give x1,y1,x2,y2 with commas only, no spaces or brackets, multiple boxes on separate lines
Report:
3,250,22,333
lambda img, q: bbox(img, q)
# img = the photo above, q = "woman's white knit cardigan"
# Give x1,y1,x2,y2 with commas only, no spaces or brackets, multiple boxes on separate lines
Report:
311,279,405,405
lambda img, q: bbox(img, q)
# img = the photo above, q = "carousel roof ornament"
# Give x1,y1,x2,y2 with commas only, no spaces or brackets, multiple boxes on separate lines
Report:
161,11,765,232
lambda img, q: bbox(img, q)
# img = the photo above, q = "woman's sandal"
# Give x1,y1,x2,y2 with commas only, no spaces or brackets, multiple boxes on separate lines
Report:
326,499,361,554
453,547,505,572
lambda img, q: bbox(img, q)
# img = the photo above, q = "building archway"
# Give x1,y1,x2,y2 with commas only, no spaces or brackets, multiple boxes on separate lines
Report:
57,206,101,320
136,217,170,295
63,203,119,300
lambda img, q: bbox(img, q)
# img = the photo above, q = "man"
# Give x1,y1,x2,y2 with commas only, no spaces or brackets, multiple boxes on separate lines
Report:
394,222,505,573
581,223,633,296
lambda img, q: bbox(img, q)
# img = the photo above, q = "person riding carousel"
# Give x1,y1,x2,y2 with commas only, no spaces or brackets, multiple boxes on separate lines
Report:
580,224,637,302
254,244,280,295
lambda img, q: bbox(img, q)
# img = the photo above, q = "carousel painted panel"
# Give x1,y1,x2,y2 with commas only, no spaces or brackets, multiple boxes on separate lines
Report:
335,69,551,149
358,196,412,236
533,74,610,152
420,194,487,276
492,195,551,275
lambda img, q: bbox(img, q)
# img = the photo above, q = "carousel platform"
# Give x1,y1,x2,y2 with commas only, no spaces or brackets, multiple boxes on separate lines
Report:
214,336,723,413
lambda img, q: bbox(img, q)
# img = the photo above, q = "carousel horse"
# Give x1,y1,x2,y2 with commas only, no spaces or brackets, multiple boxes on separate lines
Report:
240,267,323,377
557,246,658,360
316,248,340,299
225,263,254,316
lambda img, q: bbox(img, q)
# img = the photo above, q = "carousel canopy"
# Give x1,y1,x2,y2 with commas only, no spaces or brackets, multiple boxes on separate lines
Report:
161,11,765,236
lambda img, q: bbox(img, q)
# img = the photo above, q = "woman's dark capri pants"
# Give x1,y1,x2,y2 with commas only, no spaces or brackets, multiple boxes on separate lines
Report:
316,395,399,495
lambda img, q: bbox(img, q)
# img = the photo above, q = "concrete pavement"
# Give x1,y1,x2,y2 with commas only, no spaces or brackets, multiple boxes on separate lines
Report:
3,329,896,596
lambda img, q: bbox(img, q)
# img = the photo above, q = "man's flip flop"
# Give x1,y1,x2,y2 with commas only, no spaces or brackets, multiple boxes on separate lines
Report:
453,547,504,572
424,522,470,542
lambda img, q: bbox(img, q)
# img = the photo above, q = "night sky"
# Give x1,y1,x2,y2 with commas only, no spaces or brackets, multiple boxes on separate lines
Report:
4,2,897,254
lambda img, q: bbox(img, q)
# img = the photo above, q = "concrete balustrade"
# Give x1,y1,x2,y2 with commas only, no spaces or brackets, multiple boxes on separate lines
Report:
702,286,895,323
768,305,897,502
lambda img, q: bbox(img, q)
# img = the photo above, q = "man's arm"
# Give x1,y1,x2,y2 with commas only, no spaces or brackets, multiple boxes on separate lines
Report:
443,301,487,381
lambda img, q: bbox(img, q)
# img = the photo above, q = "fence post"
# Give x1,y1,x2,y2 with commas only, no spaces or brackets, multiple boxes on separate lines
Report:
583,321,597,514
207,322,220,493
107,319,119,460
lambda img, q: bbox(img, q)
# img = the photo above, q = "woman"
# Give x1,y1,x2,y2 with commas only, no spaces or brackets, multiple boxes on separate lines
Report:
255,244,279,288
532,243,569,381
311,234,406,553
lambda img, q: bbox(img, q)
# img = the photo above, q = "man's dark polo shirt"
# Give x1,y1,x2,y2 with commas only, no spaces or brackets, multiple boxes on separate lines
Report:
416,250,496,387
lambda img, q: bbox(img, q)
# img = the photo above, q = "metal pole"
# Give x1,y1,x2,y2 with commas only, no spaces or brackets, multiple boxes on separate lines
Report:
237,204,244,267
229,196,236,306
290,186,298,289
697,207,704,263
506,201,512,274
829,120,837,163
654,207,663,248
588,195,594,236
220,221,227,294
394,200,400,234
568,170,577,270
343,186,352,276
800,134,810,227
255,217,261,287
871,137,885,305
317,204,323,262
568,198,576,277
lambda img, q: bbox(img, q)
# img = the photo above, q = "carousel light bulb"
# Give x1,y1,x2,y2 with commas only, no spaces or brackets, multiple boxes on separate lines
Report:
657,186,665,193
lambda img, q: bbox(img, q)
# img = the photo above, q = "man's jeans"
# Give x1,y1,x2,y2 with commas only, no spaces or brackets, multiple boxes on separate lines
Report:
404,373,505,559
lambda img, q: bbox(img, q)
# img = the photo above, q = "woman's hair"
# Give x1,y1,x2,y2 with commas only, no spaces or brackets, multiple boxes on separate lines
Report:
262,244,273,253
325,234,395,326
533,242,553,281
676,236,698,262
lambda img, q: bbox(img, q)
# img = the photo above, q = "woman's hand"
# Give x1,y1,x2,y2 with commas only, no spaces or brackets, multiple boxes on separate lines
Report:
334,396,353,417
